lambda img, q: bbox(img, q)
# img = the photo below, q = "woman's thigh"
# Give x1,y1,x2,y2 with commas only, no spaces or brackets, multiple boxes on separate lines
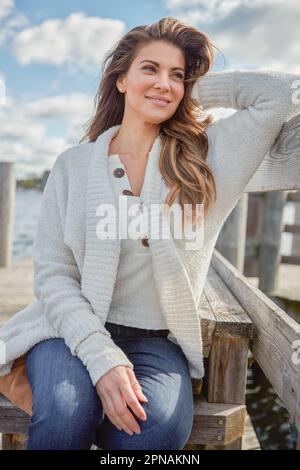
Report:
95,337,194,451
25,338,104,450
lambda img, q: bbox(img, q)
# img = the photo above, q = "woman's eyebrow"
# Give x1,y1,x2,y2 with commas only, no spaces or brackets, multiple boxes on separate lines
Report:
140,59,185,72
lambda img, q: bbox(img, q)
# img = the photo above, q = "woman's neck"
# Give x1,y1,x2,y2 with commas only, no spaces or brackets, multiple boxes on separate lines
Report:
109,123,160,161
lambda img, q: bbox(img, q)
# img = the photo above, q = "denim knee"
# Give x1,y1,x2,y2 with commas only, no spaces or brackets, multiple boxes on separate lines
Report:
27,392,104,449
26,338,105,449
96,395,194,451
96,365,194,450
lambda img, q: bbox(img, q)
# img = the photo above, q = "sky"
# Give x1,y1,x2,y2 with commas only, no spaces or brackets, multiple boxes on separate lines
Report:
0,0,299,178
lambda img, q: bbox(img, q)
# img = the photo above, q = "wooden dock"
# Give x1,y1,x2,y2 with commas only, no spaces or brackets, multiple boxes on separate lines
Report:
0,256,34,327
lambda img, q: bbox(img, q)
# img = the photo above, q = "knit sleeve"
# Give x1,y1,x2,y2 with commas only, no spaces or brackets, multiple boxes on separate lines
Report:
191,69,300,222
32,153,134,386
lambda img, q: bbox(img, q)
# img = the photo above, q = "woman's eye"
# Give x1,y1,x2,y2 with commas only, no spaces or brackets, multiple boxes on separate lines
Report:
143,65,155,72
142,65,184,80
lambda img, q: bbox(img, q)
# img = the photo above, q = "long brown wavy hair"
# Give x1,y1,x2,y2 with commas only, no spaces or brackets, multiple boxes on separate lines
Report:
80,16,219,225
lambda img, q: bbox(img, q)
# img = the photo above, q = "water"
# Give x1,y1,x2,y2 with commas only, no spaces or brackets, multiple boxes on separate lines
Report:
246,296,300,450
12,189,43,263
247,359,297,449
10,188,300,449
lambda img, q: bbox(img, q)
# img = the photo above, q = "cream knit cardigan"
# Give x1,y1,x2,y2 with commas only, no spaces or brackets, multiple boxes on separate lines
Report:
0,68,300,386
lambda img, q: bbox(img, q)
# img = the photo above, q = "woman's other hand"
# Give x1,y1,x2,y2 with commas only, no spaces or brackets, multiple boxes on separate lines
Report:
96,365,148,436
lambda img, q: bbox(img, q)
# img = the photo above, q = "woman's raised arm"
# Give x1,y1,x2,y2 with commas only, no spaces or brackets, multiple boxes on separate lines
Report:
191,68,300,222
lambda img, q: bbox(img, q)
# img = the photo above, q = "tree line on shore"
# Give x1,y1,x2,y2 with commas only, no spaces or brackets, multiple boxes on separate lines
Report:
16,170,50,190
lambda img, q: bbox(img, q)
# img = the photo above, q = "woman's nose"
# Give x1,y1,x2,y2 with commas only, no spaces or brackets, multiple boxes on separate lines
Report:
155,75,171,90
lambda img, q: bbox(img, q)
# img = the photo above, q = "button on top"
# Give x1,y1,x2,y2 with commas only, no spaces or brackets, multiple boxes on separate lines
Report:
141,238,149,247
113,167,125,178
109,157,149,248
122,189,134,196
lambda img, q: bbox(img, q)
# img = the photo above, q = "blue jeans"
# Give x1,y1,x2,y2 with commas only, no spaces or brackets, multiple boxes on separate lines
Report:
25,322,194,450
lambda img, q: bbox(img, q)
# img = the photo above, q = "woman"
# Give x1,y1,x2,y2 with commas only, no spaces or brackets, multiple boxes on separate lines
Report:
0,16,299,450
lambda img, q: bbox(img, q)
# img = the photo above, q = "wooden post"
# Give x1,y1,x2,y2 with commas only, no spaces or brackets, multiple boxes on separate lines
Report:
215,193,249,273
205,336,249,450
292,193,300,259
258,191,287,294
200,265,253,450
0,161,15,268
297,430,300,450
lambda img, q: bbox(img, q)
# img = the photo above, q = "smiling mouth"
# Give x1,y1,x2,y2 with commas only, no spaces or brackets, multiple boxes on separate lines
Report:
145,97,170,106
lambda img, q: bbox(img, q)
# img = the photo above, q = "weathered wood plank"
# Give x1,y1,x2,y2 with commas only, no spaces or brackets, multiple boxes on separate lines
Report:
0,162,15,268
0,394,30,434
0,256,34,325
205,262,251,450
206,334,249,451
207,336,249,406
258,191,287,294
215,193,249,271
205,266,253,339
287,191,300,202
281,255,300,265
186,399,246,448
211,248,300,430
284,224,300,234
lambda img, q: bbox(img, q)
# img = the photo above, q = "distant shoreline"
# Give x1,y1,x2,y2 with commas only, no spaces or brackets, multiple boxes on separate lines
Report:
16,170,50,191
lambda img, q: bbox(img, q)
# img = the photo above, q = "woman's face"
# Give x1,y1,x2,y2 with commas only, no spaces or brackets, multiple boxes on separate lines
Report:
117,41,186,125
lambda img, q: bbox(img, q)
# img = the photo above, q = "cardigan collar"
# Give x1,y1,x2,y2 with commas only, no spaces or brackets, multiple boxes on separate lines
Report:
81,124,164,309
81,124,204,375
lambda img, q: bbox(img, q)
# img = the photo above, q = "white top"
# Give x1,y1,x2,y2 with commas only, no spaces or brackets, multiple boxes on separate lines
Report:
0,69,299,386
106,154,168,330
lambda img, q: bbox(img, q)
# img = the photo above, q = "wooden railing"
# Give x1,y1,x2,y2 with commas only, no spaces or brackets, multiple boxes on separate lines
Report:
216,112,300,447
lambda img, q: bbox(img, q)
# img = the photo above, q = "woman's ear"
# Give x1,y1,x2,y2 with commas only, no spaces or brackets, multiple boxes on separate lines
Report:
116,75,126,93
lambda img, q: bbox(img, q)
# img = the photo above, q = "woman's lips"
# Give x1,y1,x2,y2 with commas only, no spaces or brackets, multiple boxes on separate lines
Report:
145,97,169,107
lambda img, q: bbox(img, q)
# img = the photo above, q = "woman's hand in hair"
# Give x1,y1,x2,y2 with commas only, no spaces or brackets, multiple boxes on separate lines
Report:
96,365,148,436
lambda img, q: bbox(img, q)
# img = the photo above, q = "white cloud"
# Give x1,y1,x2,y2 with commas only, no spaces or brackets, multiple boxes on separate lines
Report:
0,127,68,177
0,0,29,46
166,0,285,19
0,13,29,45
23,93,93,119
11,12,126,73
0,70,5,104
0,91,95,178
0,12,126,177
0,0,14,20
165,0,300,73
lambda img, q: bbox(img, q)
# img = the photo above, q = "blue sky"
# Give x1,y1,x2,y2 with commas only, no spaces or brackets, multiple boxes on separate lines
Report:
2,1,168,100
0,0,299,177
